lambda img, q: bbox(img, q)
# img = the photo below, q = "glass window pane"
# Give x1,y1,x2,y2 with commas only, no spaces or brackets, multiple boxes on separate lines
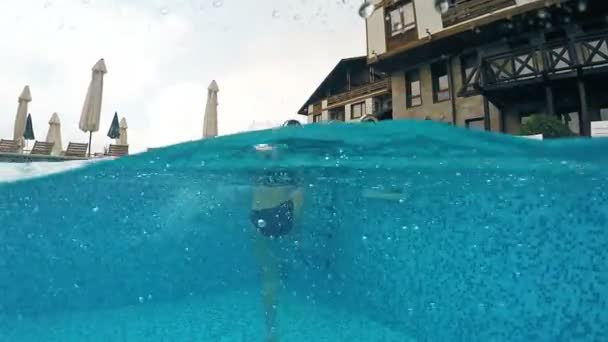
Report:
468,120,485,130
412,96,422,107
411,81,421,96
390,9,402,32
402,2,415,26
439,75,449,90
352,103,365,118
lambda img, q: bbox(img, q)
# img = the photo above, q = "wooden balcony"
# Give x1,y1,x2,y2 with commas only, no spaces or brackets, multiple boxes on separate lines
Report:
327,79,391,106
460,30,608,94
442,0,516,27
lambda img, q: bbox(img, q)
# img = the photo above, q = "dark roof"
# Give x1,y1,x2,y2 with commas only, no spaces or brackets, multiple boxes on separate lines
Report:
297,56,367,115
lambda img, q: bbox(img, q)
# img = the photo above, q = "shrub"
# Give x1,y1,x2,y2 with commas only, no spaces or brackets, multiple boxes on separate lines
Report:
520,114,575,138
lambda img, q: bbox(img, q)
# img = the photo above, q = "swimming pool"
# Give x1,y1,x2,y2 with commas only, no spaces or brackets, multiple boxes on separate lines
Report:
0,120,606,341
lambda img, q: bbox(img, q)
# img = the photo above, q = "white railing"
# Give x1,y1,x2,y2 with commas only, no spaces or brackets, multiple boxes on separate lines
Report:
591,121,608,138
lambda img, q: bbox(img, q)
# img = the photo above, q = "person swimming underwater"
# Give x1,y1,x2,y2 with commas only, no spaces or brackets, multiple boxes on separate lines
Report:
250,119,304,342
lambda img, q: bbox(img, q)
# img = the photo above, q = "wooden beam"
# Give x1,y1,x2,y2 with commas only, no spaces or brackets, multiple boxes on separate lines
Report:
577,79,590,136
545,85,555,116
446,56,458,126
483,95,491,131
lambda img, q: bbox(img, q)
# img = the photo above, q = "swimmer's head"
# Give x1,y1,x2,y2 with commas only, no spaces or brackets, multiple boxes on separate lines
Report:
282,119,302,127
360,115,378,123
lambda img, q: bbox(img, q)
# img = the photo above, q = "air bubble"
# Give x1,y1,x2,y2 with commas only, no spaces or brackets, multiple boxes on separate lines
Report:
358,1,375,19
435,0,450,14
578,0,588,12
257,219,267,228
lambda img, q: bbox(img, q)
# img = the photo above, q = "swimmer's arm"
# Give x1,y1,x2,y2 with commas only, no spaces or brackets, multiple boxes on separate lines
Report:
291,187,304,221
362,188,405,201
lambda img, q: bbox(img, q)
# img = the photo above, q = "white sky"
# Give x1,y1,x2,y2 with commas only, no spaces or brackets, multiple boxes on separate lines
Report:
0,0,365,153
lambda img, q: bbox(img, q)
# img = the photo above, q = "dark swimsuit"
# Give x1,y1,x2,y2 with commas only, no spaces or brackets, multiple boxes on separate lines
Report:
250,170,297,238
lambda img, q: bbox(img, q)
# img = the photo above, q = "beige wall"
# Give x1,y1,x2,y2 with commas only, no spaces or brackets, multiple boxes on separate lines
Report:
321,99,329,121
366,1,386,58
365,98,374,117
345,103,353,122
413,0,443,37
391,57,502,132
307,104,314,123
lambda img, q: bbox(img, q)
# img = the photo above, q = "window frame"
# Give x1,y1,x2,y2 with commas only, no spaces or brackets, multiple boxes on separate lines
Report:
388,1,416,37
431,62,451,103
330,110,345,121
312,114,322,123
351,102,366,119
460,52,478,90
405,69,422,108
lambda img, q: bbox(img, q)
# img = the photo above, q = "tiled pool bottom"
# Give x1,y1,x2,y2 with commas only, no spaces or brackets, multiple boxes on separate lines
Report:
0,290,411,342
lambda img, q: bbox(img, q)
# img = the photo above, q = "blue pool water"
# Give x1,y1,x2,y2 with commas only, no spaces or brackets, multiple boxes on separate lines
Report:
0,120,607,341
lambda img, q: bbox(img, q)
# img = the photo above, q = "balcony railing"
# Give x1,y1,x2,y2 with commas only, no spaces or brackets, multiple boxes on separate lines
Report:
442,0,516,27
460,30,608,93
327,79,391,106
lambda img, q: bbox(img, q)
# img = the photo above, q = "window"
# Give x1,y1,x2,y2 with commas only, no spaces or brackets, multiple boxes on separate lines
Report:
461,53,478,90
389,2,416,37
373,99,383,114
313,114,322,123
465,117,485,131
406,69,422,108
330,110,345,121
601,108,608,121
351,102,366,119
562,112,580,135
432,62,450,102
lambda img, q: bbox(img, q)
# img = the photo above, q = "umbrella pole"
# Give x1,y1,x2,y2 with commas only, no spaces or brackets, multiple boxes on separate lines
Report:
88,132,92,157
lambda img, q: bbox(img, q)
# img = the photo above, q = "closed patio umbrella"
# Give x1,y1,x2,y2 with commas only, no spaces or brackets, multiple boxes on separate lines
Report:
23,113,35,149
46,113,63,156
79,58,107,156
203,80,219,138
13,86,31,153
117,117,128,145
107,112,120,139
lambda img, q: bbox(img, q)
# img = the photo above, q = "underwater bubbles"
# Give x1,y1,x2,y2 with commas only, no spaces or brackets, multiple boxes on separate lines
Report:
358,0,375,19
435,0,450,14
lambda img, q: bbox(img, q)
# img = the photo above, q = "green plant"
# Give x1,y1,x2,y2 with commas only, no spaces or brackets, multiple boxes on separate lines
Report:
520,114,575,138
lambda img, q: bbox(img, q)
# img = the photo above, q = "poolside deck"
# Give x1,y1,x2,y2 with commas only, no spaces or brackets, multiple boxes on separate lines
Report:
0,152,89,163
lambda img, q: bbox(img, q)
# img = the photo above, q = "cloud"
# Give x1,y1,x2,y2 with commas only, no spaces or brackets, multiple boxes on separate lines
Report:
0,0,366,153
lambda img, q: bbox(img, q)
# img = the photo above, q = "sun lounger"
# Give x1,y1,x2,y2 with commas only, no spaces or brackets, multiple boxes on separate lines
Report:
0,139,19,153
30,141,55,156
591,121,608,137
106,144,129,157
64,142,89,158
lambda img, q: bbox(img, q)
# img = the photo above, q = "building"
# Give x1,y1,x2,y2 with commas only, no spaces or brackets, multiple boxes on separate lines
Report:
297,56,393,123
362,0,608,135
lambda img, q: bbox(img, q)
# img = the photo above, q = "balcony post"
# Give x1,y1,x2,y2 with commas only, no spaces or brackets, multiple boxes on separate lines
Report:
483,96,491,131
446,56,457,126
577,78,590,136
545,85,555,116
